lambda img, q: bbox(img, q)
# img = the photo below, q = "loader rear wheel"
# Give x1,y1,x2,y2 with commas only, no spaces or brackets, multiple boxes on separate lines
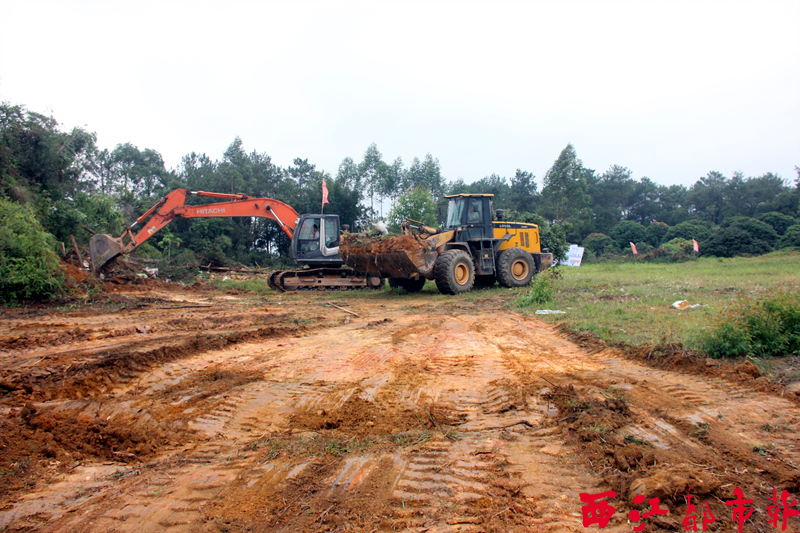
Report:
497,248,534,288
434,250,475,295
388,277,426,293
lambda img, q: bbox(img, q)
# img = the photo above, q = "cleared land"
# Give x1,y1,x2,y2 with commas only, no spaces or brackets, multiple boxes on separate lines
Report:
0,277,798,532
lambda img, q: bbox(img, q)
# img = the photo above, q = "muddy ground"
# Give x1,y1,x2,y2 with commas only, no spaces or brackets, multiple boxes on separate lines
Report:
0,280,798,532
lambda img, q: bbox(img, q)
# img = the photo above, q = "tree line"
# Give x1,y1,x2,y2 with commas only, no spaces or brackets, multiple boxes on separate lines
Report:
2,102,799,301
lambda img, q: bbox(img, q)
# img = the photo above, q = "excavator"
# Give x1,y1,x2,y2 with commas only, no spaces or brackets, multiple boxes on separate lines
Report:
88,188,385,291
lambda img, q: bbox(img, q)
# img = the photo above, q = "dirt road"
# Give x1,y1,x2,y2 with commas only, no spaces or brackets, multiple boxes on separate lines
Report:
1,283,798,532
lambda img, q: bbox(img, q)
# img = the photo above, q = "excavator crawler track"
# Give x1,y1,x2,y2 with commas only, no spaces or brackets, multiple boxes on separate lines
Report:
268,268,384,292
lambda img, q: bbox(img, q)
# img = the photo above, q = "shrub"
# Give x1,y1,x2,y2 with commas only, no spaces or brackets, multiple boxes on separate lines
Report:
702,227,763,257
641,246,690,262
696,292,800,358
663,220,712,243
583,233,617,257
517,275,553,307
646,221,669,246
609,220,647,250
759,211,796,235
722,217,779,248
0,198,65,303
779,225,800,249
662,238,694,255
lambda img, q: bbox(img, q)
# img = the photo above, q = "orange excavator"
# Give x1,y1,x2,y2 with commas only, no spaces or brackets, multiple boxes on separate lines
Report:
88,188,385,291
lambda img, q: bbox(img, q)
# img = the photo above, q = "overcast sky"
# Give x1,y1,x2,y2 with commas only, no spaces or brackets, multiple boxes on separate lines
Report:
1,0,798,188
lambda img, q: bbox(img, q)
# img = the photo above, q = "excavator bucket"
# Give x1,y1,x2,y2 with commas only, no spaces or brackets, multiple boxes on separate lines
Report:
340,235,438,279
89,234,124,274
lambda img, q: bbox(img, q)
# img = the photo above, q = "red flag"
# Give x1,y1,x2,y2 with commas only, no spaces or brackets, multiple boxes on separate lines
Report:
322,179,329,206
693,239,699,252
630,242,638,255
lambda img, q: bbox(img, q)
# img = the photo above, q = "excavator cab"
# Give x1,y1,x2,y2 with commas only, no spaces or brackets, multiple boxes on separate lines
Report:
290,214,345,268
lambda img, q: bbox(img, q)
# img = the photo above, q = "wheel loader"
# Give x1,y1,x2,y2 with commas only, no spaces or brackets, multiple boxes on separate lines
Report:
339,193,553,295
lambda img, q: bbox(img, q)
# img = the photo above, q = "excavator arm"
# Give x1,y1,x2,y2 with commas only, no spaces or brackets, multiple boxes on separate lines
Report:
89,188,299,273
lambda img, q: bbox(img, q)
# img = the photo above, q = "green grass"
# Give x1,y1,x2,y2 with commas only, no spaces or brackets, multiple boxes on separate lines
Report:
208,277,276,294
519,250,800,350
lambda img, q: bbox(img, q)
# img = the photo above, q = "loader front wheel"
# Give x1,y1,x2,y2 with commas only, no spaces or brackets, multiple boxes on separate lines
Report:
497,248,534,288
388,276,426,293
367,274,386,290
434,250,475,295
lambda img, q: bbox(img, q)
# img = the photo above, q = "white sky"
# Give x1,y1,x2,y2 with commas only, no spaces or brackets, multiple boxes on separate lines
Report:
1,0,798,188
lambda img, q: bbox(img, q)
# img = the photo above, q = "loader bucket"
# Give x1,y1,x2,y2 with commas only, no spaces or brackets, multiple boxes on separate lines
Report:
340,234,438,279
343,248,438,278
89,234,124,274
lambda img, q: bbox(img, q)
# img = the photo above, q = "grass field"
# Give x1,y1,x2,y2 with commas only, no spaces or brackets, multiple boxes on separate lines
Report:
521,250,800,352
206,250,800,358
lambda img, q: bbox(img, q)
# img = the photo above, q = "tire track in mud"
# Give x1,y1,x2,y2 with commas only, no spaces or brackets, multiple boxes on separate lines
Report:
220,313,621,531
12,310,621,532
4,294,799,532
527,320,800,531
0,321,303,402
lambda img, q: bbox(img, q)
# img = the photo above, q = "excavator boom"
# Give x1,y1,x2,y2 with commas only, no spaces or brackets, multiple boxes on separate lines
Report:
89,188,299,273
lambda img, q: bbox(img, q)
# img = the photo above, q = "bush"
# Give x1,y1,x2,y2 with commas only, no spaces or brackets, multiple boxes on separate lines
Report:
646,221,669,246
0,198,65,303
583,233,617,257
696,292,800,358
779,225,800,249
759,211,796,235
609,220,647,250
663,220,712,243
662,238,694,255
702,227,763,257
641,246,690,262
722,217,779,248
516,275,554,307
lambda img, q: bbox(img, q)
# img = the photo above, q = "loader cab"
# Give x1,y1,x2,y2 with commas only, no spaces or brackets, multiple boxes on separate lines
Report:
444,194,494,240
290,214,345,267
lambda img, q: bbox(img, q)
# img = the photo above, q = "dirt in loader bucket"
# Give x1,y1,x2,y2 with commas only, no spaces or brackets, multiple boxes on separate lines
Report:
340,233,438,279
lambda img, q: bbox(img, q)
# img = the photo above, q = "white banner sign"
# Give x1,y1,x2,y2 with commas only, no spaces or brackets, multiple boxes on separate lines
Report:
560,244,584,267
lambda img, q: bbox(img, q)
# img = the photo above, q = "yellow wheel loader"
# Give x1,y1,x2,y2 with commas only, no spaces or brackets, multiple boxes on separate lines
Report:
340,194,553,295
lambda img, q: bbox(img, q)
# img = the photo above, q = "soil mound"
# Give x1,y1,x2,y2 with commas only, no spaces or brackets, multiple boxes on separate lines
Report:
340,233,427,256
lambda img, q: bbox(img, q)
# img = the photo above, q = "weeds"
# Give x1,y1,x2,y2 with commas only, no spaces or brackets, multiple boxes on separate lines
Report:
693,423,710,440
696,290,800,358
324,439,345,456
623,434,649,446
442,429,460,441
604,387,628,403
516,275,554,307
752,443,776,456
208,277,275,295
